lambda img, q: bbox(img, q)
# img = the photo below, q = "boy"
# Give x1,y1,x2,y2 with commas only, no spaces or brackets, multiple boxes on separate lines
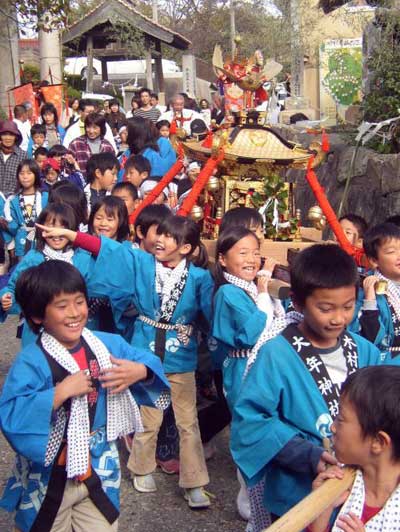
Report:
350,222,400,358
133,204,171,253
156,120,170,139
112,182,139,239
85,152,119,211
34,146,49,170
309,366,400,531
0,260,170,532
139,177,169,206
338,213,368,248
231,244,381,518
123,155,150,191
27,124,46,157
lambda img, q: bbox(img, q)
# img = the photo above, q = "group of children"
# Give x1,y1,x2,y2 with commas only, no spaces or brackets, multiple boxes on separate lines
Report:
1,155,400,532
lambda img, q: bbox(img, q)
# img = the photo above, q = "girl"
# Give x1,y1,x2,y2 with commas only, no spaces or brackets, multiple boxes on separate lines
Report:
4,159,48,259
36,215,214,509
0,203,95,346
49,180,89,231
89,195,129,243
40,102,65,148
212,226,286,532
119,116,176,180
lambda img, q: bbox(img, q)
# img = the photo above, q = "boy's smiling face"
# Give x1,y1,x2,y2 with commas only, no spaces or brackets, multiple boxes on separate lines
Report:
296,285,356,349
35,291,88,349
369,237,400,282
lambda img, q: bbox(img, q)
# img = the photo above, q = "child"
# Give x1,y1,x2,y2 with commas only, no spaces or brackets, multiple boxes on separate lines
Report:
0,260,170,532
112,182,139,217
231,244,382,519
89,196,129,243
211,225,284,530
84,152,119,211
133,204,171,253
0,203,94,345
3,159,48,259
309,366,400,531
140,177,169,206
123,154,150,190
34,146,49,170
41,156,85,192
220,206,264,242
350,222,400,357
338,213,368,248
27,123,46,156
36,215,214,508
49,181,89,230
156,119,170,139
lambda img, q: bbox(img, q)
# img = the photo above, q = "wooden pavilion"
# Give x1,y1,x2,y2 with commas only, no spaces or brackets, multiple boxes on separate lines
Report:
62,0,191,93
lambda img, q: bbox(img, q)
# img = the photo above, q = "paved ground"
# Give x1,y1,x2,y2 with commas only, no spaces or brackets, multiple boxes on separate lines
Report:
0,317,244,531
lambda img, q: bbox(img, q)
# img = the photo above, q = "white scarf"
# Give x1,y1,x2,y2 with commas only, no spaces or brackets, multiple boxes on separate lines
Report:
155,259,187,312
43,244,75,264
223,272,259,303
42,328,143,478
332,469,400,531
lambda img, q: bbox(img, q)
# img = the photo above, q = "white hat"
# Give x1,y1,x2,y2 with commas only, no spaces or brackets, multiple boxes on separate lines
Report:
188,161,201,172
140,179,168,198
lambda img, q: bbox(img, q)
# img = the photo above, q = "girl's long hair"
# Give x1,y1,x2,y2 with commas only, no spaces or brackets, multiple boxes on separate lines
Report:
88,196,129,242
156,215,206,267
127,116,159,154
213,225,259,292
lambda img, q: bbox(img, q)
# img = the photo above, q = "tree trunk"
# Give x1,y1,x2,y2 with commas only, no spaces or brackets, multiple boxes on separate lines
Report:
0,1,19,115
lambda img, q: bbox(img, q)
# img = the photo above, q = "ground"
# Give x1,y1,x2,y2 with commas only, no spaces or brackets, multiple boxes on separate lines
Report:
0,317,244,532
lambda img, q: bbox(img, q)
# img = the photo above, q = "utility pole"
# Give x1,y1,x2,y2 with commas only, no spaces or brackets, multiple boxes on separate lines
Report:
230,0,236,58
290,0,304,97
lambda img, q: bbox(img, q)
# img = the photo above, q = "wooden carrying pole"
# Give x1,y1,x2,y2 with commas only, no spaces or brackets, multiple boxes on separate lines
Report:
263,467,356,532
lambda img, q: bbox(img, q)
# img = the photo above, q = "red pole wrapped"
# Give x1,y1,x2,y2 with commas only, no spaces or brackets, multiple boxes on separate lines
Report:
129,157,184,225
177,150,225,217
305,157,356,257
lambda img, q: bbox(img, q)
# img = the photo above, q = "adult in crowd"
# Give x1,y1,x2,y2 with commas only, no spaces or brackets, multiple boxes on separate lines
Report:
68,113,115,177
126,96,140,119
63,98,117,153
120,116,176,178
40,103,65,148
12,105,31,152
134,88,161,123
0,121,27,197
158,94,204,136
211,94,226,125
199,99,212,127
105,99,126,136
61,97,80,128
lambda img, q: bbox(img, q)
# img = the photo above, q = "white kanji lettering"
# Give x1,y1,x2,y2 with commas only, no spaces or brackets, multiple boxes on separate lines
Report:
346,351,358,368
343,336,356,349
306,356,323,373
328,399,339,418
292,336,311,352
318,377,333,396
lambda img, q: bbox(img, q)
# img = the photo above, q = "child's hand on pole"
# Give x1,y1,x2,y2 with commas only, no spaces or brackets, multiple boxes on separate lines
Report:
99,355,148,394
316,450,338,473
363,275,379,301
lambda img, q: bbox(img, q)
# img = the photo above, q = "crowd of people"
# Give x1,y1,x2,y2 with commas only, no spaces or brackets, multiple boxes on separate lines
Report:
0,89,400,532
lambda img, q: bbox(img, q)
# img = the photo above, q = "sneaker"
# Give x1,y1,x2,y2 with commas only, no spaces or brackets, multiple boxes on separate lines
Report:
133,473,157,493
121,433,134,452
236,484,251,521
184,487,211,509
156,458,180,475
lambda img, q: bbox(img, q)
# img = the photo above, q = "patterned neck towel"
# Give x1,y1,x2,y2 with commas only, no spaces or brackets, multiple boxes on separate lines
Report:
42,328,143,478
332,469,400,532
43,244,74,264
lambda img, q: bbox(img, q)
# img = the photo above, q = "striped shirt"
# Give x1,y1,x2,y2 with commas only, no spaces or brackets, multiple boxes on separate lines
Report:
134,107,161,123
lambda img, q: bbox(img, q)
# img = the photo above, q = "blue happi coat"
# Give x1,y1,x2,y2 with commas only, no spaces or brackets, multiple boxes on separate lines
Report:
0,248,96,346
212,284,267,410
86,237,214,373
4,192,48,257
0,331,170,532
230,329,381,517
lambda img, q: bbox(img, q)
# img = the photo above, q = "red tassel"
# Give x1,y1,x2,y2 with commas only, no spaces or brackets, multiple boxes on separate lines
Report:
201,130,213,148
322,129,329,152
170,119,177,135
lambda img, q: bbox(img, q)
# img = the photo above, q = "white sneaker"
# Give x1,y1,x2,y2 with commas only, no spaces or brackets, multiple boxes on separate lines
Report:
133,473,157,493
184,487,211,509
